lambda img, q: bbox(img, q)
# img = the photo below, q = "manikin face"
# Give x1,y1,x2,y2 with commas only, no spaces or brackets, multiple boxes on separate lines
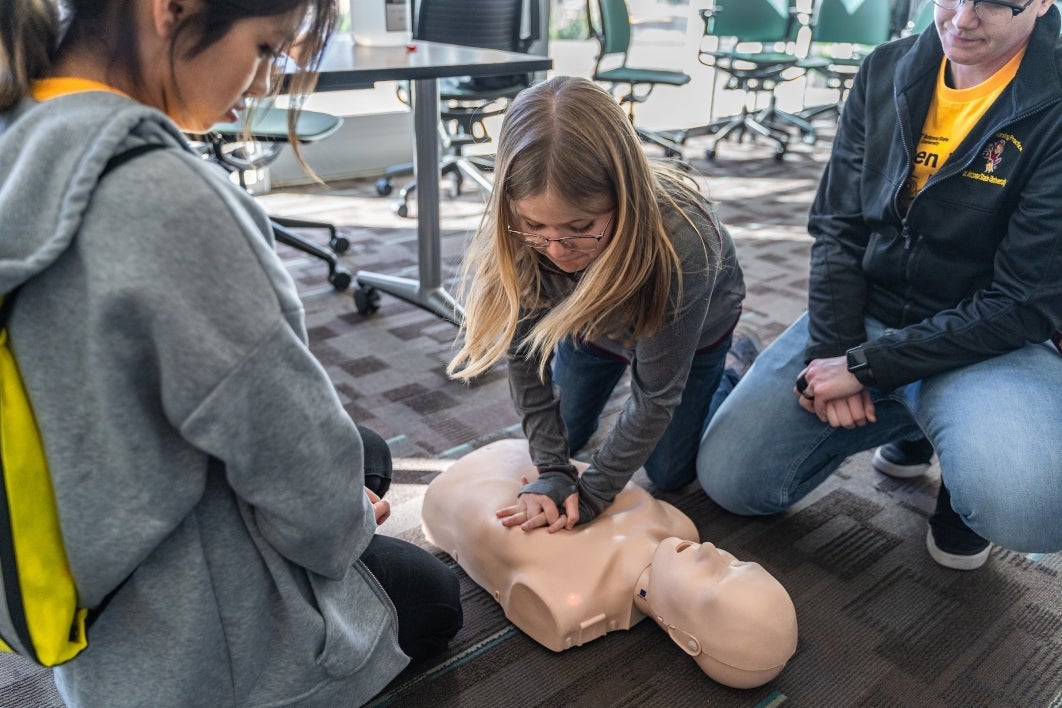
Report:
509,191,616,274
935,0,1051,88
642,537,798,688
164,7,298,133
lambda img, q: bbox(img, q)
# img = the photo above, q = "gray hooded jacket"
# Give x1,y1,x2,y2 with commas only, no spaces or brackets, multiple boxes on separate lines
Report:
0,91,406,706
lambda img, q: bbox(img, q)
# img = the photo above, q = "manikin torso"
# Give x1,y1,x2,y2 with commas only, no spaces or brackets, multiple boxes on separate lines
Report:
421,439,798,688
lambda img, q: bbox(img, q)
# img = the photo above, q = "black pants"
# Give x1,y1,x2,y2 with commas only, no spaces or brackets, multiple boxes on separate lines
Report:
356,426,463,660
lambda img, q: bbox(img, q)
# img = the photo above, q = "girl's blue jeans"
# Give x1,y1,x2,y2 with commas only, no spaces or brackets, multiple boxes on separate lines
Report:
553,336,730,491
697,312,1062,554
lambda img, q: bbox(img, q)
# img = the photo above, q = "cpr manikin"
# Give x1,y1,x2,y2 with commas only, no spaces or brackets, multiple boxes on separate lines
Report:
421,439,798,688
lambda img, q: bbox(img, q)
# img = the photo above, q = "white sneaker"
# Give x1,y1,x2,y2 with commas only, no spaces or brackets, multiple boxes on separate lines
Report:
925,527,991,571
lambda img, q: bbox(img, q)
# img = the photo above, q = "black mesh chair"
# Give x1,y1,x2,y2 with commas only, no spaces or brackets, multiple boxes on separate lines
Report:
586,0,690,158
374,0,540,218
201,106,354,291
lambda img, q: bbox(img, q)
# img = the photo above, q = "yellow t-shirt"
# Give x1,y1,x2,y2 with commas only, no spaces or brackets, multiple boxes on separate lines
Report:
31,77,126,102
900,48,1025,209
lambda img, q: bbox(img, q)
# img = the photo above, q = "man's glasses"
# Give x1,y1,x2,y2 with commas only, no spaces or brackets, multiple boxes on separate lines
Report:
932,0,1036,25
506,212,614,253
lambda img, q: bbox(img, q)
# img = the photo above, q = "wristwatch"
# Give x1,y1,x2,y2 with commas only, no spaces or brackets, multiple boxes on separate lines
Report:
846,345,875,386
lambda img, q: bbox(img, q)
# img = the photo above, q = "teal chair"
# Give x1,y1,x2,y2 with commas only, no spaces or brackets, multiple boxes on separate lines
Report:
587,0,691,158
688,0,812,160
798,0,894,122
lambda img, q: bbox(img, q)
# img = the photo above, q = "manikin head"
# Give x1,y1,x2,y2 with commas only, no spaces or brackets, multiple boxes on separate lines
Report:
633,537,798,689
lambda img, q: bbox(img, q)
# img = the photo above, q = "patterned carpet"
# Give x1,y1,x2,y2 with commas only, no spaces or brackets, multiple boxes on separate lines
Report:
3,130,1060,708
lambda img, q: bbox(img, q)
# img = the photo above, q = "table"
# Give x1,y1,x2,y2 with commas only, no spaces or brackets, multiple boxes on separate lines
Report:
311,35,552,324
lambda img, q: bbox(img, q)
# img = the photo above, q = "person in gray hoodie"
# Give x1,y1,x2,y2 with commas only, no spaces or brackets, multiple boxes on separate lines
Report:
0,1,461,705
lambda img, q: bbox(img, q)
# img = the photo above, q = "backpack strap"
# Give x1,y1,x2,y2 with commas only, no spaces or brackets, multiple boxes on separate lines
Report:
1,143,169,313
101,143,169,176
2,142,170,638
0,287,18,330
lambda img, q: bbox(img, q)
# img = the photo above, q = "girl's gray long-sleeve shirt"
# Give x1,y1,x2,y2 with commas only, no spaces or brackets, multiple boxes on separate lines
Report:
507,196,745,520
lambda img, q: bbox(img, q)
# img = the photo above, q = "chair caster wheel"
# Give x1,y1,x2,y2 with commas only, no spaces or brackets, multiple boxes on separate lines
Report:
330,235,350,254
774,151,786,162
664,147,682,159
354,286,380,316
330,267,353,291
705,148,717,161
375,178,393,196
392,201,410,218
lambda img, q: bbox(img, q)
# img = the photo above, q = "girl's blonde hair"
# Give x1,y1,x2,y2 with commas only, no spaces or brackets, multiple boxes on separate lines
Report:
448,75,713,381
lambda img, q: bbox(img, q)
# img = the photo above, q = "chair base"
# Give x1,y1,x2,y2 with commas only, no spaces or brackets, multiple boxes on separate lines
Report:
272,222,353,291
798,101,843,123
635,127,685,159
704,109,789,161
380,153,495,218
271,216,349,254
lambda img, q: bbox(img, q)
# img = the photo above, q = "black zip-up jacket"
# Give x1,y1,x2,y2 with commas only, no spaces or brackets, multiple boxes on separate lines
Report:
806,7,1062,392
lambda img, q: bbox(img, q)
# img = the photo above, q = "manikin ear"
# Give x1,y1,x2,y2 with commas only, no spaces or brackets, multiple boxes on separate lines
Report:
152,0,189,38
666,625,702,657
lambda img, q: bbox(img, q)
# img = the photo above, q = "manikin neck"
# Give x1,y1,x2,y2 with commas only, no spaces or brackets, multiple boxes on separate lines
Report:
633,565,652,616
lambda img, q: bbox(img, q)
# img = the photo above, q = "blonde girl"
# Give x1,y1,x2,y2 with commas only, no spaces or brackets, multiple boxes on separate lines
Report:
450,76,747,533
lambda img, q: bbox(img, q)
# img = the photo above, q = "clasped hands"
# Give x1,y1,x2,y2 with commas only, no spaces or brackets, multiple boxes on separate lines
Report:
793,354,876,429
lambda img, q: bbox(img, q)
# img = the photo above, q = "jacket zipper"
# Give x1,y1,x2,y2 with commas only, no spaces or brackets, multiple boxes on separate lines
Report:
356,558,400,643
898,98,1059,254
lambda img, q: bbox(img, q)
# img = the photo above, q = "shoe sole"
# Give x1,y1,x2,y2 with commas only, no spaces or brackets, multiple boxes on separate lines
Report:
872,448,931,478
925,527,991,570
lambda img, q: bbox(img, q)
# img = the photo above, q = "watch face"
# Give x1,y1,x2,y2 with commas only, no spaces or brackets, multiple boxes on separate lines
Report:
847,348,868,371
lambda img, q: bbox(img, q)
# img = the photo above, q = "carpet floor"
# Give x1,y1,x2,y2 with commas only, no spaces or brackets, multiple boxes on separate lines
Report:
3,129,1059,708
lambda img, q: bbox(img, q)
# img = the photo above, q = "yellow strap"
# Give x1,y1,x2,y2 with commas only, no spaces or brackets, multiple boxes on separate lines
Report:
1,323,87,665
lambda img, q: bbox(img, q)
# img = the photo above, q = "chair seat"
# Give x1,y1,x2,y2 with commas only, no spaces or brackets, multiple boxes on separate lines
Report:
210,107,343,143
439,76,527,101
703,50,803,85
595,66,691,88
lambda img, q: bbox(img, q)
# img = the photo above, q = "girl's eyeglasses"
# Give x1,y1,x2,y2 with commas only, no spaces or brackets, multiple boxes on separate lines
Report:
506,213,614,253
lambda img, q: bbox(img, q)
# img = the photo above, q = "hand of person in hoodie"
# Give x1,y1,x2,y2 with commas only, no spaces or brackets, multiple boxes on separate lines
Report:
366,488,390,526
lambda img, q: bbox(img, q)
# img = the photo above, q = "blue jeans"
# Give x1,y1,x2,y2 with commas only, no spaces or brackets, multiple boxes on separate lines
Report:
696,313,1062,553
553,336,730,491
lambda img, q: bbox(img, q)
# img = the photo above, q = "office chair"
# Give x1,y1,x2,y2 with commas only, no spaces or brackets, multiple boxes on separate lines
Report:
685,0,811,161
374,0,540,218
586,0,691,158
797,0,893,123
202,106,356,292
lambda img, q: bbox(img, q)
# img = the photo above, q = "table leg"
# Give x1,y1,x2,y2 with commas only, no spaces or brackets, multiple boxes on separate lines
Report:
355,77,464,326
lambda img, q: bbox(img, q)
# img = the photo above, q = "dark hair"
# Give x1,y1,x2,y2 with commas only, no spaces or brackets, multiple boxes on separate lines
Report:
0,0,60,111
0,0,337,140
